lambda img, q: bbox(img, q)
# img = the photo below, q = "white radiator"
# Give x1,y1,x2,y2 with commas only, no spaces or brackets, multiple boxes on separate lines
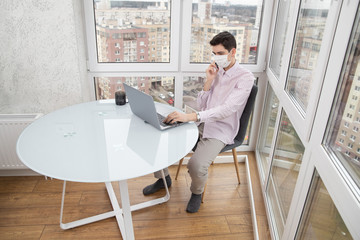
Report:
0,114,42,169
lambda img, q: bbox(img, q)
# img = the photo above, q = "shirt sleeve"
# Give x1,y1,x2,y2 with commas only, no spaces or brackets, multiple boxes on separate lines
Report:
199,75,254,122
197,90,211,111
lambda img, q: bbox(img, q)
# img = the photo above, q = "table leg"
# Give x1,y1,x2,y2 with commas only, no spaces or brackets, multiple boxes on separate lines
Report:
59,169,170,238
105,182,126,235
118,180,135,240
59,181,117,230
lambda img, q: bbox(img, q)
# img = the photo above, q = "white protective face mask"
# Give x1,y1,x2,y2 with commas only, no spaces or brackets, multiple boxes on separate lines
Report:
212,52,231,69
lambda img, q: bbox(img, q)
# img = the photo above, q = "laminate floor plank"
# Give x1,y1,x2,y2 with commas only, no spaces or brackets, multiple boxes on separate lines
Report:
0,225,45,240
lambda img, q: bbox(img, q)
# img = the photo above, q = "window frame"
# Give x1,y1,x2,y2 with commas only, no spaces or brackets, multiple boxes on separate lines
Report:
257,0,360,239
83,0,181,72
266,0,343,145
180,0,273,73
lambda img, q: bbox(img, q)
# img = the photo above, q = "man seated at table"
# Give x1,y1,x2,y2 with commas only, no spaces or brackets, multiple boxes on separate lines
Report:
142,31,255,213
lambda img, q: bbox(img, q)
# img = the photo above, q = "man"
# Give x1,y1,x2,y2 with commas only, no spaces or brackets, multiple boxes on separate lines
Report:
143,31,255,213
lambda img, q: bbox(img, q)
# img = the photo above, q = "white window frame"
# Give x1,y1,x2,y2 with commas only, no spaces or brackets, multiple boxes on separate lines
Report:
180,0,273,73
256,0,360,239
283,1,360,239
83,0,180,72
266,0,343,145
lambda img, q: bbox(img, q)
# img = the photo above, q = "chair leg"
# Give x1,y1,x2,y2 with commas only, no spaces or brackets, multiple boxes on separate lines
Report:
202,161,215,202
175,158,184,180
201,182,207,203
232,148,241,184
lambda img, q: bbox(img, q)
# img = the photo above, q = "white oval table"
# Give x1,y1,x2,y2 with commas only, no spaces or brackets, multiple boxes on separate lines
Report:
17,100,198,240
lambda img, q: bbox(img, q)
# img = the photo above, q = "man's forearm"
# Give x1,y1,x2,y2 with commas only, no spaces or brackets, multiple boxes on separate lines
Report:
203,80,213,91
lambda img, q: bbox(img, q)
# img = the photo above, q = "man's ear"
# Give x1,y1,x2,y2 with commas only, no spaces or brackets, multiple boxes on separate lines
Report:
231,48,236,57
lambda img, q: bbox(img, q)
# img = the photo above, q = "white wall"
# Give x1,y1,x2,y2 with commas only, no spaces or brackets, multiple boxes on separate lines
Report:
0,0,91,114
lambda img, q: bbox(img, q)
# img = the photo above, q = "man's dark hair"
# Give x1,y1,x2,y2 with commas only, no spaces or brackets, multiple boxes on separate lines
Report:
210,31,237,52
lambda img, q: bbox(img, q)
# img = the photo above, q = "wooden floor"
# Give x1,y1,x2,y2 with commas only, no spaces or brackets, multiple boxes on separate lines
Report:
0,152,270,240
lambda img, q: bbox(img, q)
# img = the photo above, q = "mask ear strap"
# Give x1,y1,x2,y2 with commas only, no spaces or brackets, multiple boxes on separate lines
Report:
229,48,235,56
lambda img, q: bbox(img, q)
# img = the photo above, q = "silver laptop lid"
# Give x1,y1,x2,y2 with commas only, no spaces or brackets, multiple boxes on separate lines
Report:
123,83,187,130
123,83,161,129
123,83,164,130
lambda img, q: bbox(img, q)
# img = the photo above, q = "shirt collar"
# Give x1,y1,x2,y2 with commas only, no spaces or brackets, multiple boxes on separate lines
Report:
220,61,239,78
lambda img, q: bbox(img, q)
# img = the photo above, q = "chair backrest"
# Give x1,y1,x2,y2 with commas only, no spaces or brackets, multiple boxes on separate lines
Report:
233,84,258,144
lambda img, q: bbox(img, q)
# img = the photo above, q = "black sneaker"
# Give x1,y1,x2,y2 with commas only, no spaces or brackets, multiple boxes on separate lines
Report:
142,175,172,195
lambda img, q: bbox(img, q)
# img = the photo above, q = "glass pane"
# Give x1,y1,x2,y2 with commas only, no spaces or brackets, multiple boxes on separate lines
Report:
267,110,305,238
296,170,353,240
324,5,360,189
257,85,280,180
183,76,205,113
269,0,294,78
183,76,257,145
286,0,334,112
94,77,175,106
190,0,263,64
93,0,171,63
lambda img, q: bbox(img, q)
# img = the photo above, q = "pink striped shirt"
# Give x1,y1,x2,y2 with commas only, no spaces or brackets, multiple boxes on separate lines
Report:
197,62,254,145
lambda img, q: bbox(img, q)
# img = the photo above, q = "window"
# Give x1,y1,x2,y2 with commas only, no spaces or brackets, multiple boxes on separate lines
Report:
267,110,305,238
324,7,360,189
189,0,264,64
269,0,294,78
286,0,336,113
182,76,206,113
350,135,356,141
84,0,180,71
296,170,353,239
94,76,175,106
257,84,280,182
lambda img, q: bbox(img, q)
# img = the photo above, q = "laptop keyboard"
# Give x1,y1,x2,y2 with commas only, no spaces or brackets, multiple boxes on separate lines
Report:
157,113,181,127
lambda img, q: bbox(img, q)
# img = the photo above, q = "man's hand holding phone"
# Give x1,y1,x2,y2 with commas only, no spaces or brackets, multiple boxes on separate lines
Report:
204,61,219,91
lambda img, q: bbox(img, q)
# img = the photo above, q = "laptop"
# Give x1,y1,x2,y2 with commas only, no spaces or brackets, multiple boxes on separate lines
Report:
123,83,186,130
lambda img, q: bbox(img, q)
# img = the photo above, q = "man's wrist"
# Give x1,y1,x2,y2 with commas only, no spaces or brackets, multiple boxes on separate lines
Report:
196,112,201,122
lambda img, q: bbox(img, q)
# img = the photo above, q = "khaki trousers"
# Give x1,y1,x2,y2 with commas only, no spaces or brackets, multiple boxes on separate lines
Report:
155,123,225,195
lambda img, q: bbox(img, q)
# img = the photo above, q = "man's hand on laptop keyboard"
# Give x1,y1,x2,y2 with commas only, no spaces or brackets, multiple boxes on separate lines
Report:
163,111,198,124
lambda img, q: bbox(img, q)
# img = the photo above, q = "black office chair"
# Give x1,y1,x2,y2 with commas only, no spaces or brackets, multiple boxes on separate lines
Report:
175,84,258,201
